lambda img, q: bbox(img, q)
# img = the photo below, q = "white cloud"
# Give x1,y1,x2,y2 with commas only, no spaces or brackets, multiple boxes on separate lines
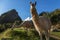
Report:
24,17,32,21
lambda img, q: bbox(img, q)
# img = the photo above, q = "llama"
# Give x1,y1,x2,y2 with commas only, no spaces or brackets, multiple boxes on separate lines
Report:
30,1,51,40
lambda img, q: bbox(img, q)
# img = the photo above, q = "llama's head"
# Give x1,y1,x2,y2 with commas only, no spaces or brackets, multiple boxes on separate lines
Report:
30,1,37,16
30,1,36,9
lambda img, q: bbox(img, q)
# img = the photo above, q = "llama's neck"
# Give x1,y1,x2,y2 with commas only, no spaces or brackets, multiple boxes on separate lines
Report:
30,7,39,19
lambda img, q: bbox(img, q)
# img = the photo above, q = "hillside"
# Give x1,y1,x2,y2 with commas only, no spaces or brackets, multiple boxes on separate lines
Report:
0,9,22,32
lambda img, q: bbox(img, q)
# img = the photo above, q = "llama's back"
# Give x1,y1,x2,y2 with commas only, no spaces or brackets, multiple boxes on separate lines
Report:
39,16,51,31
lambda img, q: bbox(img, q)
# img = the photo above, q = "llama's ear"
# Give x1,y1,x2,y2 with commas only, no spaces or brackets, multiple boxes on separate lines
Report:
30,2,32,4
35,1,36,5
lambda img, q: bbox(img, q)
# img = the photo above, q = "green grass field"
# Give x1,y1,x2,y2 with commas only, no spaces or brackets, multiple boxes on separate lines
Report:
0,28,60,40
51,32,60,37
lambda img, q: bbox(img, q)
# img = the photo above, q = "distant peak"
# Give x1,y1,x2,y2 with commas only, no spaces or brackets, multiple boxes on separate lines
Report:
7,9,17,12
10,9,16,11
24,17,32,21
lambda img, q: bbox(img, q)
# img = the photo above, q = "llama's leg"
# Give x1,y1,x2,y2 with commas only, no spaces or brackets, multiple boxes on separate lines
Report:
38,31,43,40
45,31,49,40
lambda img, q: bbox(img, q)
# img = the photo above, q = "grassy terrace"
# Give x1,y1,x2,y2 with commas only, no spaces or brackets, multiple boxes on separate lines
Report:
0,28,60,40
51,32,60,37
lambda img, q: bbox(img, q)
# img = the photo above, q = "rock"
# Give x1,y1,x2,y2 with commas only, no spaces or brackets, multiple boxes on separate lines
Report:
0,9,22,24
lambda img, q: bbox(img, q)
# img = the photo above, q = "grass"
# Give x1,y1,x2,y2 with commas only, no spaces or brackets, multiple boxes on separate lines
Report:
51,32,60,37
0,27,60,40
0,28,40,40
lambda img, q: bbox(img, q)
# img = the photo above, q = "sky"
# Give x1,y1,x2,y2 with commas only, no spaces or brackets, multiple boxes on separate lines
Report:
0,0,60,20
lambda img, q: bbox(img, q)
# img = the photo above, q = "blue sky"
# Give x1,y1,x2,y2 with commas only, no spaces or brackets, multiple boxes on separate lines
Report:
0,0,60,20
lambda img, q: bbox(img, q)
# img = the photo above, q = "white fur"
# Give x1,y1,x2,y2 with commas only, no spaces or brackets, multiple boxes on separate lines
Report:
31,6,33,9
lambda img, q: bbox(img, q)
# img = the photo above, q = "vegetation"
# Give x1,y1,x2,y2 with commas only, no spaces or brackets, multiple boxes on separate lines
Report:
0,28,40,40
51,32,60,37
0,28,59,40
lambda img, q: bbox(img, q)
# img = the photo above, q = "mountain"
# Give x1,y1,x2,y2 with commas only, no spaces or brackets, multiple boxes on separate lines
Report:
50,9,60,25
24,17,32,21
0,9,22,24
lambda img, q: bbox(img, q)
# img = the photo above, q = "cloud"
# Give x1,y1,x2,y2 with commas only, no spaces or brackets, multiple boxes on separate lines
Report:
24,17,32,21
